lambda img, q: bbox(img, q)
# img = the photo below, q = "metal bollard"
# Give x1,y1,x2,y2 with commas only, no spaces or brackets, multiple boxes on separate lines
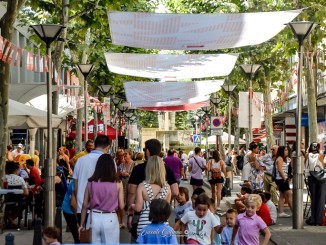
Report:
5,233,15,245
33,218,42,245
55,207,62,243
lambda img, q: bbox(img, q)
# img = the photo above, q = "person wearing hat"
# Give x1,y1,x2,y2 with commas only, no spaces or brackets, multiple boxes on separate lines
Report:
12,143,24,161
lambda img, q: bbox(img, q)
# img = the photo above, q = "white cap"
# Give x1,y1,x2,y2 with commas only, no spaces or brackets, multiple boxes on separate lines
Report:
18,143,23,148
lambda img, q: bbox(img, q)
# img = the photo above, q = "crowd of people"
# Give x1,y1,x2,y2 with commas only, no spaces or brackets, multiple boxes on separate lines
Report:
2,137,326,244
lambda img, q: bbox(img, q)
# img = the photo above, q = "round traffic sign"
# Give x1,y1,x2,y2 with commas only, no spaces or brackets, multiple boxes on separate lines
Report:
212,118,222,128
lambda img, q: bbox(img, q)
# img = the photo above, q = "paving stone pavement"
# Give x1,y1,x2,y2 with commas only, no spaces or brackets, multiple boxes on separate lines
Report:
0,174,324,244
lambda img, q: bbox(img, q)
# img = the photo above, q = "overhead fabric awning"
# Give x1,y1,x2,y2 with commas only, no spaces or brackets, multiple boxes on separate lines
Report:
107,10,301,50
124,80,223,111
104,53,239,79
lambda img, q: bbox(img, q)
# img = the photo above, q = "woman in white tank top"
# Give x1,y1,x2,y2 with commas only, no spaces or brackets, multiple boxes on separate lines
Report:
207,150,226,209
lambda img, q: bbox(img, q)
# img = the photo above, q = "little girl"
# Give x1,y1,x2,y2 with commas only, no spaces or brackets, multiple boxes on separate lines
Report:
174,193,223,244
231,194,271,245
42,227,61,245
137,199,177,244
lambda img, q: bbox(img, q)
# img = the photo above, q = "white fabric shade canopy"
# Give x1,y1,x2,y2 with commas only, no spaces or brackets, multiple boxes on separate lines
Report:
8,99,63,129
107,10,301,50
104,53,239,79
124,80,223,109
202,132,246,144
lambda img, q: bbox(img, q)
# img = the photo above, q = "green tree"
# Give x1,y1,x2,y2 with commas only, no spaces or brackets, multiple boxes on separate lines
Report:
0,0,27,169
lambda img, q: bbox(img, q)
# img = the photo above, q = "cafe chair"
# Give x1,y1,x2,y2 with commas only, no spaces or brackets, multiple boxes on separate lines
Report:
4,185,28,230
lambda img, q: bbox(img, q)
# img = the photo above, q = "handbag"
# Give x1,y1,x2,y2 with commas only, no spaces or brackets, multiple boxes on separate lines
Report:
211,168,221,179
310,165,326,183
80,182,93,243
194,157,205,171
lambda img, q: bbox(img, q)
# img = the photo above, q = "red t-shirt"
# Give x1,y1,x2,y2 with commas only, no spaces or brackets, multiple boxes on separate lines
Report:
29,167,43,194
257,203,273,226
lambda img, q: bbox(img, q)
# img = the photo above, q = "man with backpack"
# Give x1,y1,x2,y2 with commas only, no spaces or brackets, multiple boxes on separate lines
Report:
258,145,279,205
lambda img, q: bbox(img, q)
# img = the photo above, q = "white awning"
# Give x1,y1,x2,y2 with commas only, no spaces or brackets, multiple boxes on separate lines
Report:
107,10,301,50
104,53,238,79
124,80,223,108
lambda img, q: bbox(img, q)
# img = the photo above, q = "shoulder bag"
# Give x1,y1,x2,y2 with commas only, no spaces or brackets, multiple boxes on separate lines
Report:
194,157,205,171
80,182,93,243
310,165,326,183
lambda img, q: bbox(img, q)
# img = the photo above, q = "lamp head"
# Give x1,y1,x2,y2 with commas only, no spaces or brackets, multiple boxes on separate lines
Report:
30,24,65,46
287,21,317,46
77,64,94,78
222,84,236,93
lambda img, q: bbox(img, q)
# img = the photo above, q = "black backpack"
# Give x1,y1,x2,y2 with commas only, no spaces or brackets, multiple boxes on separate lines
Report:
225,155,232,166
236,155,244,170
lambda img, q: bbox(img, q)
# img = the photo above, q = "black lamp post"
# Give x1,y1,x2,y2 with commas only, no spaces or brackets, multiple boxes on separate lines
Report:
201,106,211,160
210,95,221,151
240,64,261,143
110,96,123,152
30,24,65,227
77,64,94,144
287,21,316,230
222,84,237,151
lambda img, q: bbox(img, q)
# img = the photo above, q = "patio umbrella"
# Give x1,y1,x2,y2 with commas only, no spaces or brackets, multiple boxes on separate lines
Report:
201,132,245,144
8,99,63,129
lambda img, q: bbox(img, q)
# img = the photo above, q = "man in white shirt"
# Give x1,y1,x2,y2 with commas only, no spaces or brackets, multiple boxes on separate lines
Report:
73,135,111,223
12,143,24,161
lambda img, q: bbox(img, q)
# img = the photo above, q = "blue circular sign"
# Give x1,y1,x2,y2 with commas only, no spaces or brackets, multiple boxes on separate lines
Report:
212,118,221,127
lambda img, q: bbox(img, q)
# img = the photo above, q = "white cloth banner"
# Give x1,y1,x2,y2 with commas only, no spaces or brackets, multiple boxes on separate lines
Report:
238,92,263,129
124,80,223,107
107,10,301,50
104,53,238,79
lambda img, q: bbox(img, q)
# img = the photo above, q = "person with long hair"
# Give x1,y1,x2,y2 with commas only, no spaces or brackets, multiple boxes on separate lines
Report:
304,142,326,225
79,154,124,244
57,146,72,178
131,155,171,239
242,142,259,182
207,150,226,210
274,146,293,217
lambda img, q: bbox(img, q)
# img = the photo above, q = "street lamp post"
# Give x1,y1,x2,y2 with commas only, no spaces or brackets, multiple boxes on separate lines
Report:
210,96,221,151
222,84,236,189
201,106,211,161
97,85,113,136
30,24,65,227
124,110,135,149
240,64,261,143
196,110,205,146
77,64,94,145
111,96,122,152
222,84,237,152
118,102,130,150
287,21,316,230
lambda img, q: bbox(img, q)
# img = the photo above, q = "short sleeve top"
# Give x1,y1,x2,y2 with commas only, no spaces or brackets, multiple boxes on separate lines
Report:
3,174,27,189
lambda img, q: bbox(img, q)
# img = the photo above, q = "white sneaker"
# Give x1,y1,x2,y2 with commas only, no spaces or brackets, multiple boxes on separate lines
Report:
278,212,291,218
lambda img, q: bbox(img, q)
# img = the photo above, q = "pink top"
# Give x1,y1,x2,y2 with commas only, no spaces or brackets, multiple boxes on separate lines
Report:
236,212,267,245
87,181,118,212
